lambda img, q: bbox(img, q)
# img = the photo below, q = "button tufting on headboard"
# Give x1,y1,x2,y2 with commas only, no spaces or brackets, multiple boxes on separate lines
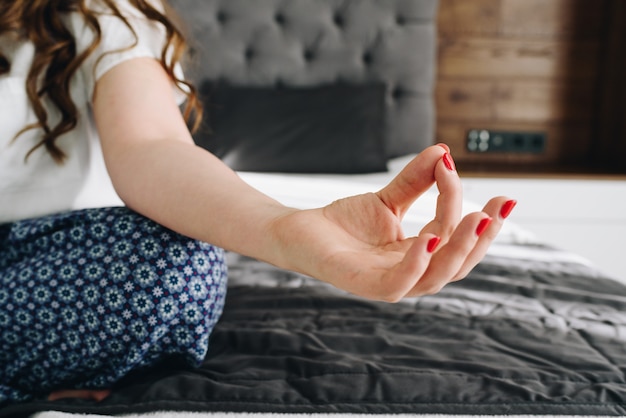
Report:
171,0,438,157
274,12,286,26
215,10,228,24
244,47,254,61
303,48,316,62
362,51,373,66
332,13,345,28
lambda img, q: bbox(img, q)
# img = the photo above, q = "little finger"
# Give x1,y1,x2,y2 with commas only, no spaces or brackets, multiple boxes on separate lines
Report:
451,197,517,281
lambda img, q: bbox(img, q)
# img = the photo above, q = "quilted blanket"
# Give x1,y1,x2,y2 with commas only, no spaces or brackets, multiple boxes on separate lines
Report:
3,244,626,417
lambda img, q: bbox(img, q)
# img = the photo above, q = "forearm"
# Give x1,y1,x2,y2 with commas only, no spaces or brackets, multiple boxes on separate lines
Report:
105,139,298,268
90,59,508,300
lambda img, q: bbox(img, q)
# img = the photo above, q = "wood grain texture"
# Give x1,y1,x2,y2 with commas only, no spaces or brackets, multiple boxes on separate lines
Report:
438,37,599,80
438,0,607,39
434,0,615,173
437,80,595,123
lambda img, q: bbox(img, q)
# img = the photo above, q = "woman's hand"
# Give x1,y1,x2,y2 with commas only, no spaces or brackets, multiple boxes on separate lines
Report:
94,60,514,302
271,145,516,301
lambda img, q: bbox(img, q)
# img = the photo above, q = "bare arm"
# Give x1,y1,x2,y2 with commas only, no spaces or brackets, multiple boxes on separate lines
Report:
94,58,298,268
94,57,513,301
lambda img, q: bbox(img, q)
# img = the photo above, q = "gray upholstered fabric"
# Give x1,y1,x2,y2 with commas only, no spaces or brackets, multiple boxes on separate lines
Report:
170,0,438,157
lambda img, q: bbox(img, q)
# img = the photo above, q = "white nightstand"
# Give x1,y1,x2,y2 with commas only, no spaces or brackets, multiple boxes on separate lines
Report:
461,175,626,283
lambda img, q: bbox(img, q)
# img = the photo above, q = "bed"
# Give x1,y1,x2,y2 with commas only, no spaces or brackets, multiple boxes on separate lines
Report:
4,161,626,418
3,0,626,417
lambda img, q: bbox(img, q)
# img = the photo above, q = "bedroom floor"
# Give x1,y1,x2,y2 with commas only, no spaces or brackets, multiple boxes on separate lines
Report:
461,176,626,284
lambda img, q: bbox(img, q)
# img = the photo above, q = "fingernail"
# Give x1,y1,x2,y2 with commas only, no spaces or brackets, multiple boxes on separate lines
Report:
436,143,450,153
442,152,456,171
475,217,492,237
427,236,441,253
500,199,517,219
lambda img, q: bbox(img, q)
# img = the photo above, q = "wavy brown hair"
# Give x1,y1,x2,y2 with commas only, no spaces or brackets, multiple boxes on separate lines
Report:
0,0,202,164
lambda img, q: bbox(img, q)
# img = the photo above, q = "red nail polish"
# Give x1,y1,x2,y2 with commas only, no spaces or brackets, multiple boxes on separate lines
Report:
475,217,492,237
427,236,441,253
436,143,450,153
500,199,517,219
442,152,456,171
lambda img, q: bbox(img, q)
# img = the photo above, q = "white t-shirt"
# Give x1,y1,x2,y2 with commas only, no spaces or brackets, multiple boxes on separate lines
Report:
0,0,184,224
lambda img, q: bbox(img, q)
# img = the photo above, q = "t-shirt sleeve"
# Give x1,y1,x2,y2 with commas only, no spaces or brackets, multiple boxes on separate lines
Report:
71,0,187,104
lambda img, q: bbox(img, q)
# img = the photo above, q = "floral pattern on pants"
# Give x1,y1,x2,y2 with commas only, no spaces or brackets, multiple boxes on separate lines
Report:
0,207,228,405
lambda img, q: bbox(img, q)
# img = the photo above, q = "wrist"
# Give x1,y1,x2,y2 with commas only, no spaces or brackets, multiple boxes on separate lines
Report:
261,207,324,278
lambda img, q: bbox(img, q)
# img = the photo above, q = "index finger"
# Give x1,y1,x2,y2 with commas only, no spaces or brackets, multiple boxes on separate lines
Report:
419,151,463,241
376,145,448,219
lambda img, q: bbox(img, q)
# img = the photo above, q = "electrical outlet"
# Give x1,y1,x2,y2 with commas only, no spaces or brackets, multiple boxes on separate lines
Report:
466,130,546,154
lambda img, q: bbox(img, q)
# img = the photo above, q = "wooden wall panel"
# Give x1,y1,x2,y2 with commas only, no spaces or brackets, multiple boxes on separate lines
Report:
435,0,611,173
438,0,607,39
499,0,606,39
593,0,626,171
437,80,595,123
437,0,501,35
438,38,599,80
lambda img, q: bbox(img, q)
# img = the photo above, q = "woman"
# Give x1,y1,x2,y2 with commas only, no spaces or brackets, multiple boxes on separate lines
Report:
0,0,515,405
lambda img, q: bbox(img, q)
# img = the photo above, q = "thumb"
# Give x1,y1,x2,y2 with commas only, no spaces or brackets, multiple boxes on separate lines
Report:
376,145,447,219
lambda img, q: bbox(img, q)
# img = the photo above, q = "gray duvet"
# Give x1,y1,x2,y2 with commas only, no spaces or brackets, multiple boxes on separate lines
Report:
3,245,626,417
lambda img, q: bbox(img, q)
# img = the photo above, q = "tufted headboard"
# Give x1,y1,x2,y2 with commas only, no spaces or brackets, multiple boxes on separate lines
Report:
169,0,438,170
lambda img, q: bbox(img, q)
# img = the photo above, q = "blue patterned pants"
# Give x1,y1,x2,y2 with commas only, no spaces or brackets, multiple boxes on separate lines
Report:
0,207,228,405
